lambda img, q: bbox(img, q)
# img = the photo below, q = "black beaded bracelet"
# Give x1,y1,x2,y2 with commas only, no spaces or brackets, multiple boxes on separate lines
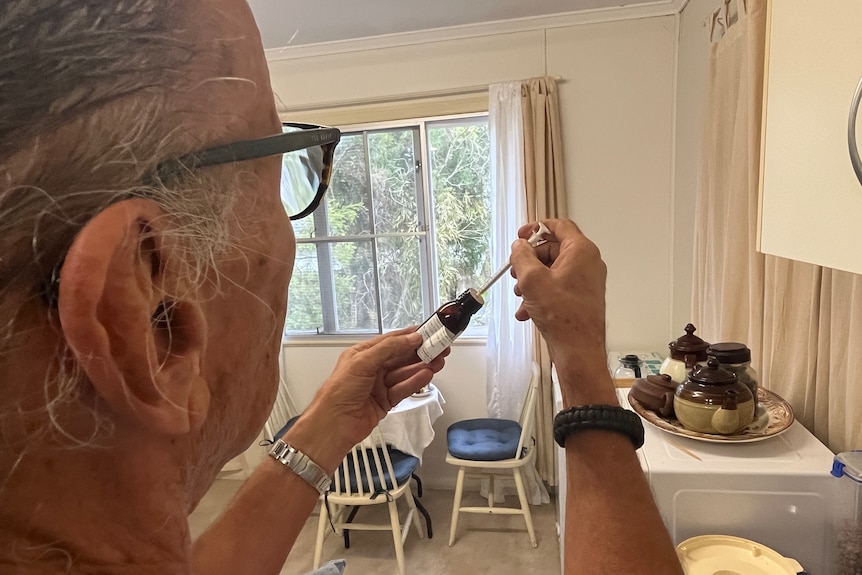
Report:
553,405,645,449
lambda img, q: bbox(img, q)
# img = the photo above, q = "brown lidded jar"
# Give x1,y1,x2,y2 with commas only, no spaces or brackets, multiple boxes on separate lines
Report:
674,358,755,434
659,323,710,383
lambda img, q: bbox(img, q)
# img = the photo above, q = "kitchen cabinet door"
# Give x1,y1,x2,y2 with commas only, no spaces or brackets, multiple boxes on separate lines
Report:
758,0,862,275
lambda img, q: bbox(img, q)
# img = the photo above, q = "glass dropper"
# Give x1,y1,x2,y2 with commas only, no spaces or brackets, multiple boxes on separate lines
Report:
476,222,551,295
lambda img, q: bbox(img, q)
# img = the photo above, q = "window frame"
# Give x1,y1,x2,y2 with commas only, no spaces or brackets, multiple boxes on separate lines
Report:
284,111,490,342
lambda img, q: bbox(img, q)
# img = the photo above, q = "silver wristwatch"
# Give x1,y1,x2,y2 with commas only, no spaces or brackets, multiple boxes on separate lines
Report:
268,439,332,494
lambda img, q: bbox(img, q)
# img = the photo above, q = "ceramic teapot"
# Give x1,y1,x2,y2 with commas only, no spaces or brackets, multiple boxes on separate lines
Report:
659,323,710,384
629,374,678,417
673,358,755,435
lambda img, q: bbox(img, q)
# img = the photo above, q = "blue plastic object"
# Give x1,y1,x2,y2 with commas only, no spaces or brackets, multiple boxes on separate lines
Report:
831,450,862,483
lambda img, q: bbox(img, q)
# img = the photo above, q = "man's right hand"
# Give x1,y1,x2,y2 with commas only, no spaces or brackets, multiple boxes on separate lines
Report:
509,218,617,407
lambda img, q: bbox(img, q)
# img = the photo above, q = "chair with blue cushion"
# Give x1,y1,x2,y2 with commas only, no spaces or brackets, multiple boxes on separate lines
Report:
445,362,540,547
313,426,425,575
271,416,433,546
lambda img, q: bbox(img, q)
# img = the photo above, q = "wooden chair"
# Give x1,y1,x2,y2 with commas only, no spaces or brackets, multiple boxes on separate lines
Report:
445,361,541,547
271,416,432,547
313,426,425,575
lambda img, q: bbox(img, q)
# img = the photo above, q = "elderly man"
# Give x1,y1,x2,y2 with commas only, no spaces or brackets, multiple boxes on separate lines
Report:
0,1,682,574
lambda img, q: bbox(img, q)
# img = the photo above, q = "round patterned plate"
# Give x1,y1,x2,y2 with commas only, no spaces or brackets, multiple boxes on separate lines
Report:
628,387,794,443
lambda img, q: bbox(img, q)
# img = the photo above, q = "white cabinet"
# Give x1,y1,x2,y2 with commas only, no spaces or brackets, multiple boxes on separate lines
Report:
758,0,862,275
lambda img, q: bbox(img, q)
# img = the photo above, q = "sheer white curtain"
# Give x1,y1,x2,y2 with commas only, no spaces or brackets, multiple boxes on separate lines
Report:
484,81,549,506
486,82,533,421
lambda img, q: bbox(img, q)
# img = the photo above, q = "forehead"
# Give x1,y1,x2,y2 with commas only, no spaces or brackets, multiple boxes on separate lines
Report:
177,0,280,140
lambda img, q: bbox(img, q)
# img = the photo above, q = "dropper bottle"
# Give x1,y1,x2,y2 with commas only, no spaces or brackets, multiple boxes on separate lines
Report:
416,222,550,363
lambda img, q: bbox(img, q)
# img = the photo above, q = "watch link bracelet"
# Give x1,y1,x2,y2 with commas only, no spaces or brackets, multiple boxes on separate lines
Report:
268,439,332,494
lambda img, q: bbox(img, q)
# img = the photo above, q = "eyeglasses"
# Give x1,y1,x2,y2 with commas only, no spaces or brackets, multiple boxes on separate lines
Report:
156,122,341,220
42,122,341,307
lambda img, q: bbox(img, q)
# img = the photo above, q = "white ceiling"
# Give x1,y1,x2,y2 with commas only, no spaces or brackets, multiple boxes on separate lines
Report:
248,0,672,49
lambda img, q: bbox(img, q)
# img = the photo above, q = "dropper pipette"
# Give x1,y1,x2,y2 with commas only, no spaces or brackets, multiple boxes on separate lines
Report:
476,222,550,295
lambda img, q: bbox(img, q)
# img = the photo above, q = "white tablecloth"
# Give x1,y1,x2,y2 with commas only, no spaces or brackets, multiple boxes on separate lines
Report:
377,384,445,463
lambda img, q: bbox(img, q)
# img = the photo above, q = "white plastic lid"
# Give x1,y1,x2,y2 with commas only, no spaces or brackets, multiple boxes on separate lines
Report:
676,535,804,575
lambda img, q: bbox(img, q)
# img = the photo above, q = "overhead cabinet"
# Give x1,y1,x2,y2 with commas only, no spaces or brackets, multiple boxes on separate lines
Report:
759,0,862,275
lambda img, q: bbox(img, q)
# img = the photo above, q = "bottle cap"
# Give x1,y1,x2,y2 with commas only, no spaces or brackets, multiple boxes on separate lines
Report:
459,288,484,313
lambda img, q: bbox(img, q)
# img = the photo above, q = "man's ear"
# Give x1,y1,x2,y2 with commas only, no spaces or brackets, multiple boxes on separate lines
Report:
58,199,210,436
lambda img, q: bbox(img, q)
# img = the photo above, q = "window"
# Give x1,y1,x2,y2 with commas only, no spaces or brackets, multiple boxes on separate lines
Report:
284,114,492,337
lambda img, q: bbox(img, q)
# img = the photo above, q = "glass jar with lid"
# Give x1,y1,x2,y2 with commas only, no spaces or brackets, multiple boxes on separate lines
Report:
706,342,759,412
613,354,646,383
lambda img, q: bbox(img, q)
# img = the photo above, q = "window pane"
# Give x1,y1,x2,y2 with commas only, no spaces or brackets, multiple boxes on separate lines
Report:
429,120,492,309
326,134,371,236
284,115,491,338
377,236,423,330
285,243,323,334
368,129,419,234
331,240,379,333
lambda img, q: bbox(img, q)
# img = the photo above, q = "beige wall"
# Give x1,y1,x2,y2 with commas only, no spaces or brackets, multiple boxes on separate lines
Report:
270,14,681,488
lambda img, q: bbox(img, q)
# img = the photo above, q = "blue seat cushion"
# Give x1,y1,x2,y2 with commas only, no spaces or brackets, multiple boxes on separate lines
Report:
447,418,522,461
334,447,419,494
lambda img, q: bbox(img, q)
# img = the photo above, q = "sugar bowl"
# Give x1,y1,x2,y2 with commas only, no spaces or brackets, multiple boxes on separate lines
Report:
659,323,710,384
674,358,755,435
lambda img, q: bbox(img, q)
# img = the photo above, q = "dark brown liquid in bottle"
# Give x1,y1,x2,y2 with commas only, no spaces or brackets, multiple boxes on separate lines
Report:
416,288,484,363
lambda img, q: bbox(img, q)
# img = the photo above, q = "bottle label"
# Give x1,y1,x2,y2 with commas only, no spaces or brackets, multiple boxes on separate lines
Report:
416,316,458,363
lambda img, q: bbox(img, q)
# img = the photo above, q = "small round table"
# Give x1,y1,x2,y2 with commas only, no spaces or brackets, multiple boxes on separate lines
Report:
378,384,446,464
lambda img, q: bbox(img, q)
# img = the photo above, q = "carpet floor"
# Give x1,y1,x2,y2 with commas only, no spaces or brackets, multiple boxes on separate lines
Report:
190,478,562,575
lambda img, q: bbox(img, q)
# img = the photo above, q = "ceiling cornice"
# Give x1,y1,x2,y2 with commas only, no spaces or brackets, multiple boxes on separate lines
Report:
266,0,689,62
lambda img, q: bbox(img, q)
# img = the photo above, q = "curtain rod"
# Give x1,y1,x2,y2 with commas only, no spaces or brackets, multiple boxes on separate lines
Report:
276,76,564,114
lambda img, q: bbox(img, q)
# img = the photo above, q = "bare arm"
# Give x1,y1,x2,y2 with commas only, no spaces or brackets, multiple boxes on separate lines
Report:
192,454,321,575
556,356,683,575
510,219,683,575
192,330,445,575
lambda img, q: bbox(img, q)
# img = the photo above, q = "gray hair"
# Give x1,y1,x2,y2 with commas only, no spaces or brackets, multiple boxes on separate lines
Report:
0,1,248,445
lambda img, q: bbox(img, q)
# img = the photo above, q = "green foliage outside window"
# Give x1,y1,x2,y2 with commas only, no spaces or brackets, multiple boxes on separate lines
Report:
284,116,491,336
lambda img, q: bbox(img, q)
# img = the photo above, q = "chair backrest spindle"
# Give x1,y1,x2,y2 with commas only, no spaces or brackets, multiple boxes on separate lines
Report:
515,362,541,457
332,426,401,497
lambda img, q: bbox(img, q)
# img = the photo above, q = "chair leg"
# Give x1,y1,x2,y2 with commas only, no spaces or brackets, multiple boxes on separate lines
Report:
414,495,433,539
404,486,425,539
412,473,423,497
513,468,537,548
343,506,360,549
410,472,432,536
448,467,466,546
388,499,407,575
313,498,329,569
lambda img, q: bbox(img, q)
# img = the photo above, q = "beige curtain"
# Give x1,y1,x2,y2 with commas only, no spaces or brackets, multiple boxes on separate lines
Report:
522,77,569,484
693,0,766,353
693,0,861,453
